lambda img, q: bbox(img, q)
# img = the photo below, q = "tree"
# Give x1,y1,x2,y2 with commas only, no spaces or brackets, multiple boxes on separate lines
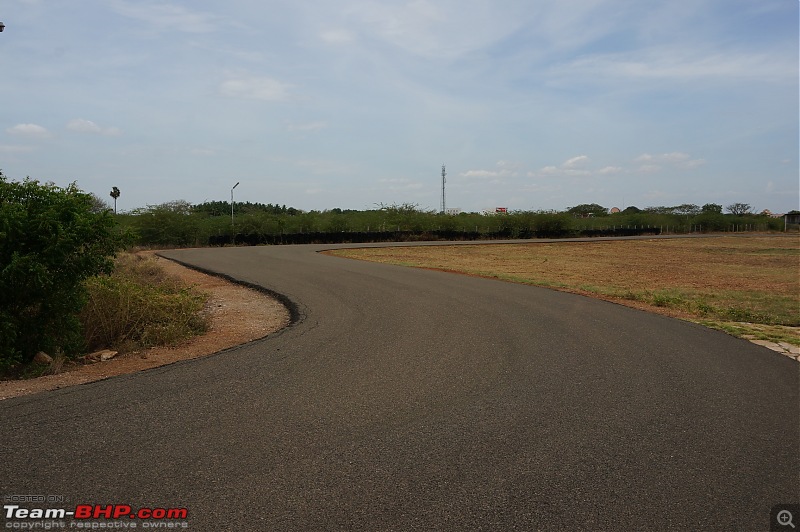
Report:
567,203,608,217
109,186,120,214
673,203,701,216
89,193,112,213
130,200,198,246
726,203,752,216
702,203,723,214
621,206,642,214
0,174,124,369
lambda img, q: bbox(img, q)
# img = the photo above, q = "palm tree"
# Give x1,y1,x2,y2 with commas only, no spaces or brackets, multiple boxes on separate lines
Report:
109,186,120,214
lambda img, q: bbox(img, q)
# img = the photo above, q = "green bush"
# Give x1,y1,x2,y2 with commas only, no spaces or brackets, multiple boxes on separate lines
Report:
0,174,124,370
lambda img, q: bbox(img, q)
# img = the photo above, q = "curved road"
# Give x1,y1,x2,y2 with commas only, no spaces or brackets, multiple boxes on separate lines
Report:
3,242,798,530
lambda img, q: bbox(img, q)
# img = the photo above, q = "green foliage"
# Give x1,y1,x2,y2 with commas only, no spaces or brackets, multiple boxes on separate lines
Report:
672,203,701,216
193,200,299,217
81,254,209,352
126,200,206,247
0,173,125,369
694,212,728,231
567,203,608,217
532,212,573,235
644,204,700,216
117,197,785,247
702,203,723,214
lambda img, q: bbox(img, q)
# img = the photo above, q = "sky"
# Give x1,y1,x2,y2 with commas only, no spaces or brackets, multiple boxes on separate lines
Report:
0,0,797,214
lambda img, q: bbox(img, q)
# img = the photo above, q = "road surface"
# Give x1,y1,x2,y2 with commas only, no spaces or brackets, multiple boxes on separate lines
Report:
2,241,798,530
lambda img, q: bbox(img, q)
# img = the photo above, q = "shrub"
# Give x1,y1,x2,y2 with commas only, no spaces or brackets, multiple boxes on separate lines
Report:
81,254,210,352
0,174,124,370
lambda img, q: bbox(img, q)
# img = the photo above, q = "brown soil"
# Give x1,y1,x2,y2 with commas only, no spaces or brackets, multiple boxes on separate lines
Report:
0,253,290,401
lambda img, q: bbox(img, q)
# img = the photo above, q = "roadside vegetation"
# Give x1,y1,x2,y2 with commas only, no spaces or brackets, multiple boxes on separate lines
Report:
81,253,210,355
115,201,793,248
329,236,800,346
0,173,210,379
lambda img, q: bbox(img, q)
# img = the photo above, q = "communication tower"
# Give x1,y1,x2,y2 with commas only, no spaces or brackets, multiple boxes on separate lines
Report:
441,164,446,213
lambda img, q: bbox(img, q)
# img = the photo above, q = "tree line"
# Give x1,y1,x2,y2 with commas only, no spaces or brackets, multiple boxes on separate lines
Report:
111,199,789,248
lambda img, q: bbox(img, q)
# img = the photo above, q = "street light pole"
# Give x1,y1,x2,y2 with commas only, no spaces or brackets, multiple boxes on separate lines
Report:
231,182,240,239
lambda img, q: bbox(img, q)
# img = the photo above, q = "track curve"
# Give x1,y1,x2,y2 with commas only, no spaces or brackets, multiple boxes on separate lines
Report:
2,242,798,530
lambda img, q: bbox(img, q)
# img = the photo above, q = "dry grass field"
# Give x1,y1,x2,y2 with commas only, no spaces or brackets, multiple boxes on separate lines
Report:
329,235,800,346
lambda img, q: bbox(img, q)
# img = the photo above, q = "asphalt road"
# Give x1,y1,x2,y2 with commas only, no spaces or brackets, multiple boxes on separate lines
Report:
2,241,798,531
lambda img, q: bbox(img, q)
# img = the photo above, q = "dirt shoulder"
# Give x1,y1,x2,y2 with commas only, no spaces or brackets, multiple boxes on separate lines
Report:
0,253,291,401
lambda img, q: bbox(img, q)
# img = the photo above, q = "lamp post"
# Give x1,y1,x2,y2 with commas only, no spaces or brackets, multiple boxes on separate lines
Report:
230,182,239,238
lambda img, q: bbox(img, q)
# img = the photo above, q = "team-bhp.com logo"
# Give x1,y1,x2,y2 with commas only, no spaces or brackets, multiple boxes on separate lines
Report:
4,504,189,528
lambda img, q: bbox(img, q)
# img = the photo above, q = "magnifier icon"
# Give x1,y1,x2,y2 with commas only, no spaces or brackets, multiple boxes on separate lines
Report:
778,510,796,529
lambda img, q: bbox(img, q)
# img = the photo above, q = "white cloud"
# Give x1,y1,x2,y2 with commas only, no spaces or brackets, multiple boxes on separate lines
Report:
552,46,797,86
461,160,521,180
532,155,591,177
660,152,690,162
220,77,292,101
462,169,501,178
6,123,51,139
66,119,122,136
320,29,356,44
634,152,704,170
536,166,559,176
598,166,623,175
638,164,662,174
681,158,706,169
563,155,589,168
111,1,216,33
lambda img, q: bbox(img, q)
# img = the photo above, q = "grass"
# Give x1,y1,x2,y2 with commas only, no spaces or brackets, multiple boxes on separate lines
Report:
4,252,212,380
80,252,211,354
328,235,800,346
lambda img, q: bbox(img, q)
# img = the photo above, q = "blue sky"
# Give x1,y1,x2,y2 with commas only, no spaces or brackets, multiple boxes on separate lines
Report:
1,0,797,213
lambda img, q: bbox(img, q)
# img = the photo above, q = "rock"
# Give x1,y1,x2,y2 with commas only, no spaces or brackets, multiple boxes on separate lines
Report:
83,349,118,363
95,349,118,361
33,351,53,364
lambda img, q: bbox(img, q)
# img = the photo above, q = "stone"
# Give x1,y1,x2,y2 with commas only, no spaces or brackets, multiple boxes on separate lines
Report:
749,340,786,352
33,351,53,364
777,342,800,354
83,350,118,363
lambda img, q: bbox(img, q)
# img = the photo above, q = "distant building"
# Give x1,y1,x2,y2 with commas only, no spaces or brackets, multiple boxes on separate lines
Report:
785,212,800,229
610,207,621,213
445,208,461,216
495,207,508,214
